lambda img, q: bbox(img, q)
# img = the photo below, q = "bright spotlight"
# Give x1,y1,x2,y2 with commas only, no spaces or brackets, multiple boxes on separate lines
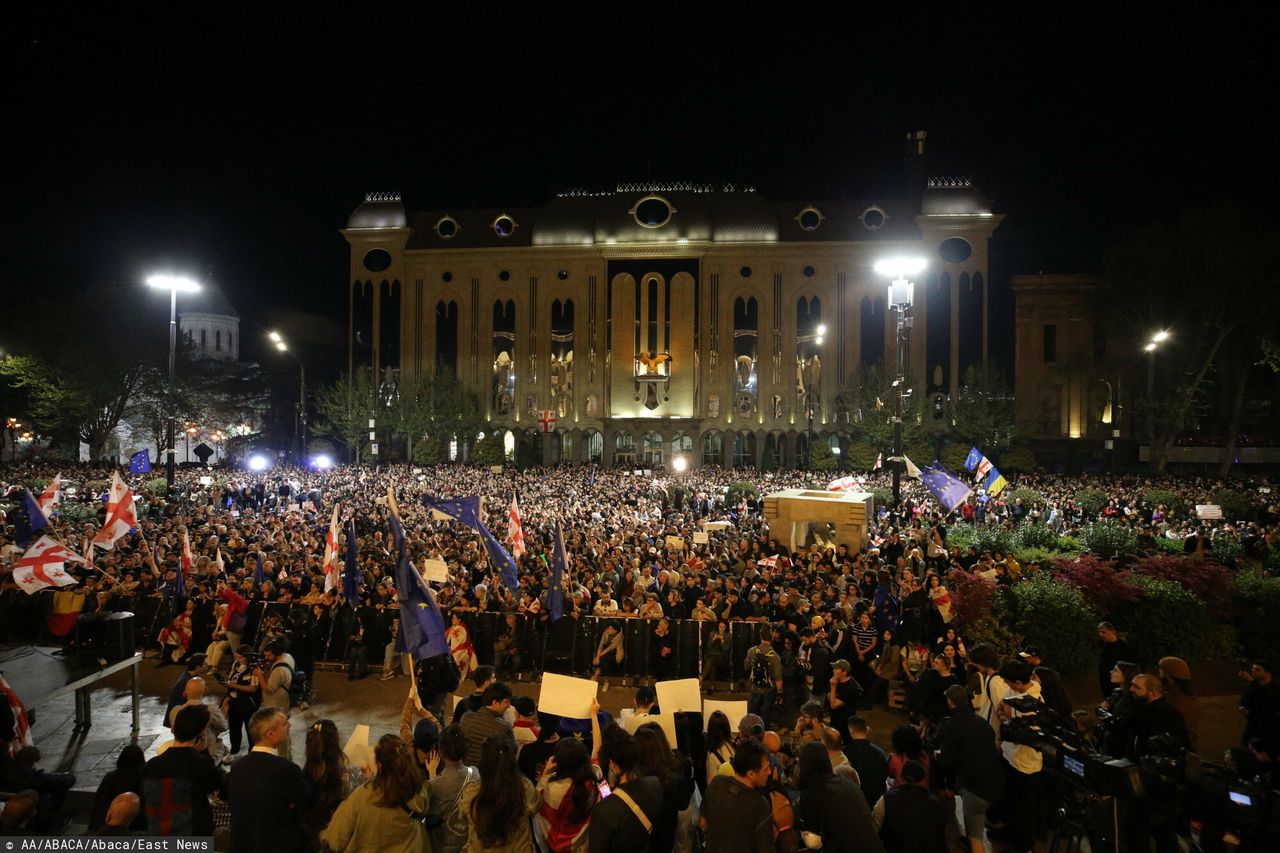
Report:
672,456,689,473
268,331,282,343
145,275,201,293
873,257,927,278
312,454,333,470
816,324,827,336
1152,330,1170,343
275,341,288,351
247,454,270,472
1144,342,1158,352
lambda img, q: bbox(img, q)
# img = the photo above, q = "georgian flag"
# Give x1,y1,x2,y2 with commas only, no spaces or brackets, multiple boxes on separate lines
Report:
181,530,194,578
508,495,526,560
874,453,883,471
0,674,35,758
37,474,62,515
323,503,342,593
91,471,137,550
13,535,86,595
827,475,863,492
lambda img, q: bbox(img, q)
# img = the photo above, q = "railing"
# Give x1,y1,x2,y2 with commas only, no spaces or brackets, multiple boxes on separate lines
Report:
0,589,768,683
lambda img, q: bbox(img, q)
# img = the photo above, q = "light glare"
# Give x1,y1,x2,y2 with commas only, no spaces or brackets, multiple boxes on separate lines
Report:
672,456,689,473
146,275,201,293
1152,330,1170,343
312,454,333,470
247,454,270,472
874,257,927,278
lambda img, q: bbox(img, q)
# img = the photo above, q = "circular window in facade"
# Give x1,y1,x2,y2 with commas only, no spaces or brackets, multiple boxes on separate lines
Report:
363,249,392,273
557,269,569,281
631,195,674,228
860,206,886,230
442,271,453,283
493,215,517,238
795,206,824,231
803,265,816,278
499,270,511,282
938,237,973,264
740,266,752,278
435,216,458,239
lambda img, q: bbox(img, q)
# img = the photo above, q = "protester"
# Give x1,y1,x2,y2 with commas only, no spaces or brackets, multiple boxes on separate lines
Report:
589,725,664,853
228,707,311,853
873,759,948,853
699,740,774,853
88,744,147,834
142,705,225,836
461,731,538,852
794,741,883,853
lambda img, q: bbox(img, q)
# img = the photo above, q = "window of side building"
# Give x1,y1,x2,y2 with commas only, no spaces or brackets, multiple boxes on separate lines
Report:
1042,324,1057,363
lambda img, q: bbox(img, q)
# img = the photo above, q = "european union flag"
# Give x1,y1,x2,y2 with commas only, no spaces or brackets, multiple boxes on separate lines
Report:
392,522,449,660
16,490,48,547
422,495,520,592
173,560,186,598
342,519,362,609
963,447,984,473
549,523,569,621
920,462,973,513
129,450,152,475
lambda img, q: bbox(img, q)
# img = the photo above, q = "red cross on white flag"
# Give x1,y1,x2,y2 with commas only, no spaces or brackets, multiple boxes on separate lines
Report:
508,495,526,559
13,535,85,595
538,410,557,433
92,471,137,550
323,503,342,593
38,474,62,515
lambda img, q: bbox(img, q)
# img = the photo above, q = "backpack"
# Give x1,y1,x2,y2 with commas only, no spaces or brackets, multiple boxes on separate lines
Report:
751,648,775,692
416,653,462,704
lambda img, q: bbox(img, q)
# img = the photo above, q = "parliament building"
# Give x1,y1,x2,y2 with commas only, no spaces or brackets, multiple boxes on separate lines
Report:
343,170,1003,468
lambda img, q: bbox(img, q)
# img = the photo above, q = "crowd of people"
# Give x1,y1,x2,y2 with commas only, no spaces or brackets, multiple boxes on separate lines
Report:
2,459,1280,849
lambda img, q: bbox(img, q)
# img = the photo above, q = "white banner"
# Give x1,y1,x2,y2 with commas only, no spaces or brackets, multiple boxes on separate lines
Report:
655,678,701,714
538,673,598,719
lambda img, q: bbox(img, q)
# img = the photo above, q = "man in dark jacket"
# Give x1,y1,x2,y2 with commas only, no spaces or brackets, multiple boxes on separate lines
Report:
1126,674,1190,759
227,707,311,852
875,759,948,853
1097,622,1136,701
141,705,225,836
795,741,884,853
799,627,832,702
700,740,776,853
844,717,890,807
934,685,1004,853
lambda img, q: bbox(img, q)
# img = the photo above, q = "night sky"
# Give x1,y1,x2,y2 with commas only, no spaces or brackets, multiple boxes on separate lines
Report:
4,8,1274,384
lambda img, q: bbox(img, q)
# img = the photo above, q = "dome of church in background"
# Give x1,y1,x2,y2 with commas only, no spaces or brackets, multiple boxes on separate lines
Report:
179,276,241,362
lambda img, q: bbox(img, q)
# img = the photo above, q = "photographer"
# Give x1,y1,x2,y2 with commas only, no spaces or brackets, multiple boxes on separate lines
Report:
256,639,296,760
1239,659,1280,745
222,645,261,760
990,660,1043,853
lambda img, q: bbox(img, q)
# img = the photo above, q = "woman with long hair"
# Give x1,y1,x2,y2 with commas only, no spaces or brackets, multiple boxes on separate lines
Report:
535,737,600,852
320,735,430,853
704,710,734,786
463,732,538,851
302,720,354,835
1035,666,1074,718
88,744,147,832
634,722,694,853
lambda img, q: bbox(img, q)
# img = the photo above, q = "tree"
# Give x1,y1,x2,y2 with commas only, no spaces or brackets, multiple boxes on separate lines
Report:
313,371,377,462
1101,202,1280,472
949,365,1018,456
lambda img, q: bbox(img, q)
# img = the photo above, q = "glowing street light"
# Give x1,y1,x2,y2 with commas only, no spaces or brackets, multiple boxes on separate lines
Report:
146,274,201,488
1152,330,1170,344
267,331,307,461
875,256,927,507
672,456,689,473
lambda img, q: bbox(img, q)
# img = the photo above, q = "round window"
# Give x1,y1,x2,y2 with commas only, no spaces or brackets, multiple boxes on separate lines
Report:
939,237,973,264
499,270,511,282
435,217,458,239
557,269,569,281
493,216,516,238
861,207,886,230
803,265,816,278
362,249,391,273
633,196,673,228
740,266,752,278
797,207,823,231
442,271,453,283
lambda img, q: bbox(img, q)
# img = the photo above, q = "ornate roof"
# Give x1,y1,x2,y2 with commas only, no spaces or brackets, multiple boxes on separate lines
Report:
347,192,408,229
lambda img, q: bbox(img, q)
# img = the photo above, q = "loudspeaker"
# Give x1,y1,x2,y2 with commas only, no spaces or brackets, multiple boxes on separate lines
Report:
81,611,137,662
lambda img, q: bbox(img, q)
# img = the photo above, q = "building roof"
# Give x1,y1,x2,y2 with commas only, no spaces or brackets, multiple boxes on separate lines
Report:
179,277,239,319
347,192,408,229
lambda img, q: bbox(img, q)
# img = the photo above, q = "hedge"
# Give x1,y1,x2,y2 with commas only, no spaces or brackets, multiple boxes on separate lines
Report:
1115,575,1209,666
1013,521,1059,551
1081,520,1137,559
1075,488,1109,518
1234,570,1280,658
998,572,1099,676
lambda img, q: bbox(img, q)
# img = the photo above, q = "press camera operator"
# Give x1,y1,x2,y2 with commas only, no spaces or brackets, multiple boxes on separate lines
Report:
990,660,1044,852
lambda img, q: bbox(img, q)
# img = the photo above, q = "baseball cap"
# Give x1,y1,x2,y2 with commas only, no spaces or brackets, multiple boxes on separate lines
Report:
1018,646,1042,660
738,714,765,736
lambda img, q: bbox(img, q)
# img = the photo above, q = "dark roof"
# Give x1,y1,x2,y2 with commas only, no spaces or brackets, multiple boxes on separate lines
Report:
179,278,239,319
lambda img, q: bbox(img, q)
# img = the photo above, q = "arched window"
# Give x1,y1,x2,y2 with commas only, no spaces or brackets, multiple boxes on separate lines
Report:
734,296,759,392
436,301,459,375
615,432,636,467
860,295,885,365
228,332,234,354
702,431,723,467
583,430,603,464
926,273,951,390
732,432,756,468
216,330,222,351
551,299,574,418
797,296,823,357
492,300,516,413
200,329,206,350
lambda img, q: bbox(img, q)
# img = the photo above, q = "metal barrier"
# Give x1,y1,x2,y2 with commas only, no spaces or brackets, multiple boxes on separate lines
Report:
0,589,770,682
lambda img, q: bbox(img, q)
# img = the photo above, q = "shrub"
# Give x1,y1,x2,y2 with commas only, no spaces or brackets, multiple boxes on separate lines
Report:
870,486,894,512
1056,535,1083,555
946,522,977,552
843,441,880,471
942,443,972,473
962,616,1023,663
1005,487,1045,508
1234,570,1280,658
1211,489,1255,524
1000,572,1099,676
413,436,447,465
1013,521,1059,551
725,481,759,509
1013,546,1059,566
1144,488,1187,518
972,526,1014,556
1051,555,1142,616
1128,555,1235,620
1075,488,1109,518
1153,537,1185,556
946,569,997,628
1116,574,1209,665
58,503,100,525
472,433,505,466
1081,520,1137,560
145,477,169,497
1211,535,1244,567
85,480,109,497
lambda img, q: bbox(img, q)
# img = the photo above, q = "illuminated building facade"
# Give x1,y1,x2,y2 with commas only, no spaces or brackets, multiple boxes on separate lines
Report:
343,175,1003,467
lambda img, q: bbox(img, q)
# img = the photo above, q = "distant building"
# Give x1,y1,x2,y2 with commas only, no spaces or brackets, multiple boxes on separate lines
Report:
180,279,241,362
343,166,1005,467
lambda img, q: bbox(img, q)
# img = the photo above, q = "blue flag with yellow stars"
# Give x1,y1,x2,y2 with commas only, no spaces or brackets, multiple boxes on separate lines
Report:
422,495,520,593
920,462,973,513
549,522,569,621
388,489,448,659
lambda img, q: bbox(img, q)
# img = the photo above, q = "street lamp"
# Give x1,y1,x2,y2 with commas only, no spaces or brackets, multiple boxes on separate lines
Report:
5,417,20,463
268,331,307,462
875,257,927,508
1145,330,1170,440
146,275,200,488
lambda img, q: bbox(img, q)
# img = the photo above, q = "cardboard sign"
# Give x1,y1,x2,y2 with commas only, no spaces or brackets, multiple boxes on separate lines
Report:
538,673,598,719
1196,504,1223,520
655,678,702,714
343,723,375,774
692,532,709,544
703,521,731,531
622,712,678,745
702,699,748,731
421,559,449,583
665,535,686,552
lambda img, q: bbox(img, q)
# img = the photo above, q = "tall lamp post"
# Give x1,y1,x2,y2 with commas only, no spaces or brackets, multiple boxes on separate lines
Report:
1143,329,1169,442
875,257,926,508
805,324,826,469
269,331,307,462
146,275,201,488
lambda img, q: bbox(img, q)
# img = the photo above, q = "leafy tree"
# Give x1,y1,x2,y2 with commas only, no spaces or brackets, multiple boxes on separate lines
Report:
472,433,505,466
314,370,378,462
949,365,1018,456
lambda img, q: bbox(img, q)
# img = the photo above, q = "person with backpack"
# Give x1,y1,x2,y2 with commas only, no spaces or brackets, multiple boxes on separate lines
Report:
256,639,296,760
744,633,783,729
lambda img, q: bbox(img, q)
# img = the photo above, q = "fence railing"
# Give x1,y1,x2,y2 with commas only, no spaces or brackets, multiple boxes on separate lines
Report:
0,589,768,683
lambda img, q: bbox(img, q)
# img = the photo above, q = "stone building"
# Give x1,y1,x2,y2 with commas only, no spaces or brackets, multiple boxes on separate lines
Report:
343,175,1003,468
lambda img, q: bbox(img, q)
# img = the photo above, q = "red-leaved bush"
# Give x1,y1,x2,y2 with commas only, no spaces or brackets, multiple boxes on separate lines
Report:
947,569,997,627
1127,555,1235,619
1050,555,1142,616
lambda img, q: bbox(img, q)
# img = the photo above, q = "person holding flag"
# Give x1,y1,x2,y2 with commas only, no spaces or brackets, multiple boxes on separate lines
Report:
508,493,526,560
36,474,62,516
322,504,342,594
92,471,137,550
387,488,451,715
11,536,86,595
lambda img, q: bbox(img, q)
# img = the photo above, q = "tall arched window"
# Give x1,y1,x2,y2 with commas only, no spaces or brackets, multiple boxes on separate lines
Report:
216,330,222,352
860,295,885,365
733,297,759,393
797,296,822,357
436,300,459,375
551,299,574,418
492,300,516,413
926,273,951,390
